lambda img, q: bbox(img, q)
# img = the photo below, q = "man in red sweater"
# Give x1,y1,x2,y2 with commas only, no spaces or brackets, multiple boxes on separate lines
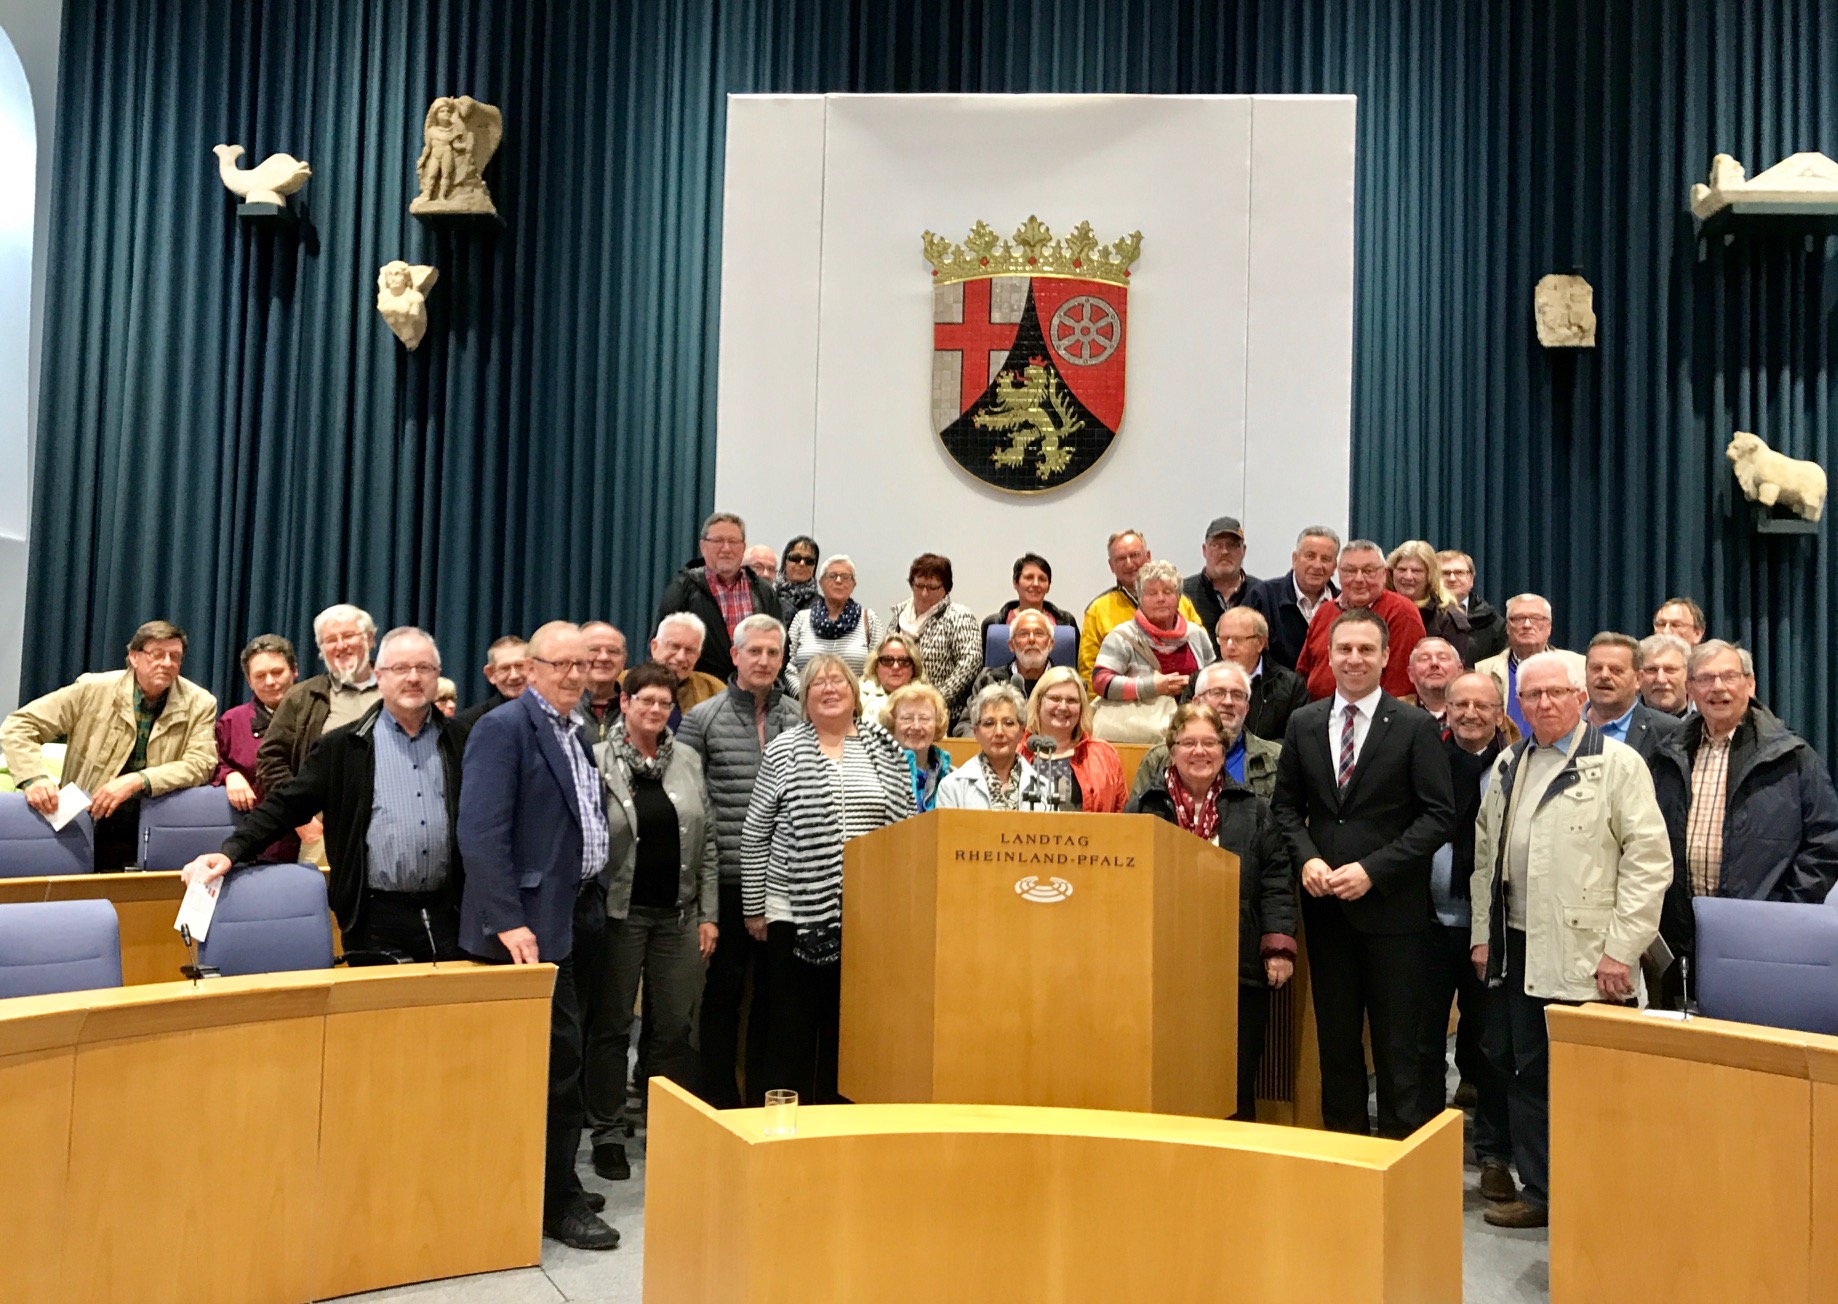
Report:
1295,540,1426,699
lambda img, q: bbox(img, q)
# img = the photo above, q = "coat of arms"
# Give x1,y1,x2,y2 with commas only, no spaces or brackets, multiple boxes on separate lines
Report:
923,216,1141,493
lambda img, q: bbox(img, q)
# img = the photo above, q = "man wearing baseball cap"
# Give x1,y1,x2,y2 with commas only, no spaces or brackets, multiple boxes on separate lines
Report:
1182,516,1260,638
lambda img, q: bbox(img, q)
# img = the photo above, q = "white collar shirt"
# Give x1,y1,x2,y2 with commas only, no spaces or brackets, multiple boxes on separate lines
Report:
1327,685,1384,769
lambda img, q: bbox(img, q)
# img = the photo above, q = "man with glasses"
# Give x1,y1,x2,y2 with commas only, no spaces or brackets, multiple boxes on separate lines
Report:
743,544,778,584
654,511,783,681
455,635,532,731
4,619,219,870
1182,515,1260,636
1469,652,1670,1228
1214,607,1306,743
1650,639,1838,967
459,621,622,1252
258,604,382,864
180,627,468,963
1131,659,1283,802
1294,540,1426,701
635,613,727,731
573,621,628,745
1435,549,1506,663
1651,597,1707,647
1474,594,1584,737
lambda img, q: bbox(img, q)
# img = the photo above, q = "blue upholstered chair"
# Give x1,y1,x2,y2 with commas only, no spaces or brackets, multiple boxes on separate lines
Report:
196,862,334,976
0,792,95,878
983,622,1078,670
1692,896,1838,1036
0,900,123,997
138,786,243,872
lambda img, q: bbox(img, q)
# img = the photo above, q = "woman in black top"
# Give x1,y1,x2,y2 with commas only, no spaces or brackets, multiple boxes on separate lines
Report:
579,662,718,1181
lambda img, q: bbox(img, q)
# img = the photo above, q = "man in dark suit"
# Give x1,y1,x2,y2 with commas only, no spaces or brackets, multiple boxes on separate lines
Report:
1242,525,1341,671
1582,632,1681,762
458,621,620,1252
1272,607,1455,1138
1216,606,1308,743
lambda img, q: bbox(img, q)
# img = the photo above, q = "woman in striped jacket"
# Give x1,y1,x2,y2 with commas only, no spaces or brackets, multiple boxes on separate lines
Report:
741,653,915,1103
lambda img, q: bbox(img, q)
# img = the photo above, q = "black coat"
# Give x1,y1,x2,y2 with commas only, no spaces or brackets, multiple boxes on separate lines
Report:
1271,693,1455,935
654,564,784,681
1462,597,1508,665
1245,663,1309,743
1243,571,1338,672
221,703,467,935
1614,701,1683,762
1129,779,1296,986
1181,570,1258,643
1651,706,1838,954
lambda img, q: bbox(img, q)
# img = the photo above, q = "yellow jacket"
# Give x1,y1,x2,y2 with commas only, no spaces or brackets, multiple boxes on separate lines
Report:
1,670,219,796
1076,586,1203,688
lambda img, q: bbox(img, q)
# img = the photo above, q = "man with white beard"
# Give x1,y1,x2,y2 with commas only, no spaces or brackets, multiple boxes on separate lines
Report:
258,604,382,860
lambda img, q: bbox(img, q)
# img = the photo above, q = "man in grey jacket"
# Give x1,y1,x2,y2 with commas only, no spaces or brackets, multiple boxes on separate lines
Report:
677,613,803,1107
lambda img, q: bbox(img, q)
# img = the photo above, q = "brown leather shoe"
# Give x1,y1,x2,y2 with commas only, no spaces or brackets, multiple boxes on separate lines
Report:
1479,1160,1518,1203
1484,1199,1548,1228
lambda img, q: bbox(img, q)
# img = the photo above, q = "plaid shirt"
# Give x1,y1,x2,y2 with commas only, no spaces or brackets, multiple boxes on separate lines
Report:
127,687,169,777
706,569,755,638
528,690,610,883
1685,731,1733,896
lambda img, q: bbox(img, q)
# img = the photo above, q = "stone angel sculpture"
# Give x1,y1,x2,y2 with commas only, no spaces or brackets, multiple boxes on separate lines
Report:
410,95,504,215
376,261,439,351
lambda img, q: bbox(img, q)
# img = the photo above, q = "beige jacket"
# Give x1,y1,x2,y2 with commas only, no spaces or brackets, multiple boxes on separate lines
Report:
2,670,219,797
1470,726,1671,1001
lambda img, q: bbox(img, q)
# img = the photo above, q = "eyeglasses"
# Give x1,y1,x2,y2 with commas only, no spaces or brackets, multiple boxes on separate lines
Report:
1340,564,1384,577
378,662,439,677
701,534,745,550
1506,614,1550,625
822,572,855,584
878,655,914,668
134,651,184,665
911,580,946,594
1172,738,1224,753
1690,670,1749,688
532,657,590,674
786,554,817,566
628,694,675,711
1200,688,1250,704
1518,687,1577,702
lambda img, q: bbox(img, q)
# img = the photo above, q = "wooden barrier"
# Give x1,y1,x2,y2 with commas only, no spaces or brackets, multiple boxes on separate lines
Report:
0,963,551,1304
1548,1004,1838,1304
644,1079,1464,1302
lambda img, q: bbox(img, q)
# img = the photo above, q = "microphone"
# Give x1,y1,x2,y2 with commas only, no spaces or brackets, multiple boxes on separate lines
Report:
1023,735,1058,811
1025,733,1058,759
421,907,441,967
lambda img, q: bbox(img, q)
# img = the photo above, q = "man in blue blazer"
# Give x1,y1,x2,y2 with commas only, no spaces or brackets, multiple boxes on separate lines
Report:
459,621,620,1252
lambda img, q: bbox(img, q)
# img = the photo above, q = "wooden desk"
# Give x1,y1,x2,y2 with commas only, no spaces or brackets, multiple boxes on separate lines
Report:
0,869,340,984
0,963,552,1304
1548,1005,1838,1304
644,1078,1464,1302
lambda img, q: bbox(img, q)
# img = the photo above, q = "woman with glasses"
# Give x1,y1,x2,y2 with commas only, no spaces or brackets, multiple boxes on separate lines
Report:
582,661,720,1181
742,655,915,1103
858,631,927,719
937,683,1042,810
785,555,882,691
775,535,822,619
881,681,954,813
1127,700,1297,1120
887,552,983,719
1020,667,1124,812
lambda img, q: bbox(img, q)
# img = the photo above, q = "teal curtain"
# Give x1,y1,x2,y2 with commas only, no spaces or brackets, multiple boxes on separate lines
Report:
30,0,1838,756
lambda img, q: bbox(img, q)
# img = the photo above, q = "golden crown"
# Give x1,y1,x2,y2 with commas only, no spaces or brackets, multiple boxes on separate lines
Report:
921,216,1142,288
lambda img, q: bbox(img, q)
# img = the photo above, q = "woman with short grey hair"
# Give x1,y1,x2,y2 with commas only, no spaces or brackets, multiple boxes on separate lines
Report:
785,554,882,689
936,682,1041,810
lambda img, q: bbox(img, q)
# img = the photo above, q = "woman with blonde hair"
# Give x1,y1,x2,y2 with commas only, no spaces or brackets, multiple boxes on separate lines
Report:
858,630,927,719
880,681,954,813
1386,539,1470,664
1021,667,1125,812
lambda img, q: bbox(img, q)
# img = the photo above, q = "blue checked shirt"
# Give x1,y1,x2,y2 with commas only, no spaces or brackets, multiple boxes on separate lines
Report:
528,690,610,882
366,708,453,892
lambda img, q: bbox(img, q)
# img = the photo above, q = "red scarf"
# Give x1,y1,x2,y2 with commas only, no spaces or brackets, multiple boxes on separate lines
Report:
1134,609,1198,678
1165,767,1224,842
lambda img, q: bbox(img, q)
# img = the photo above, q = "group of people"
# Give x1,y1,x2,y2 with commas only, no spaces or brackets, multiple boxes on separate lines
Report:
5,511,1836,1248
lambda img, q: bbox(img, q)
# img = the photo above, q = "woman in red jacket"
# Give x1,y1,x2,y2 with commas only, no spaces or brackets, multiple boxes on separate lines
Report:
1021,667,1125,812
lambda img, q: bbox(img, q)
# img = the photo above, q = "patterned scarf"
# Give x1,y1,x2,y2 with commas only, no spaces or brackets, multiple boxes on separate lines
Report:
777,578,820,618
608,717,673,780
1165,767,1224,842
810,598,864,640
1134,609,1199,676
985,761,1023,811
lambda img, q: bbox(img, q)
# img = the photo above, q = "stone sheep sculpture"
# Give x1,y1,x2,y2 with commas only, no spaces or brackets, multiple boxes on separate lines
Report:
1727,430,1827,523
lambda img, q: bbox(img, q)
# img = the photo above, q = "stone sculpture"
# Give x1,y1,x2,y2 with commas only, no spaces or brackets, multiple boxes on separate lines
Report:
1690,151,1838,220
1534,274,1596,348
1727,431,1827,523
212,144,312,207
410,96,504,215
376,261,439,351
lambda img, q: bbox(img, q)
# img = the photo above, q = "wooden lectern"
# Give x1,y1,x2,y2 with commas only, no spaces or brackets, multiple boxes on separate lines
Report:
839,810,1238,1117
